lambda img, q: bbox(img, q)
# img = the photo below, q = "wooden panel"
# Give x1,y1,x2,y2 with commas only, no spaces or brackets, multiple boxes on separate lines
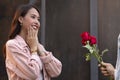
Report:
46,0,90,80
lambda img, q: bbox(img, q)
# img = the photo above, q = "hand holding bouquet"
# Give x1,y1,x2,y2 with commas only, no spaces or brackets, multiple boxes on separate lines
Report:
80,32,113,80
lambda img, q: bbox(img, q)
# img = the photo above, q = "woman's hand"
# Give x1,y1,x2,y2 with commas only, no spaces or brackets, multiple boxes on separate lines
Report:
37,44,46,56
26,26,38,53
99,62,115,79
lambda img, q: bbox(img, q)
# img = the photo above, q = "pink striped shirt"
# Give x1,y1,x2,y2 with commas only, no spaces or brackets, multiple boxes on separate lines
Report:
5,35,62,80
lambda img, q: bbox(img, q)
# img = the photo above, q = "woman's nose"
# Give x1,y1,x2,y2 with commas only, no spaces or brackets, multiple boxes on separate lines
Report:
35,20,40,28
35,19,40,25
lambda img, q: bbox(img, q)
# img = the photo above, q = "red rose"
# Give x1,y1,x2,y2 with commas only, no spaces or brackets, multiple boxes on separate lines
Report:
81,39,87,45
80,32,90,41
89,36,97,45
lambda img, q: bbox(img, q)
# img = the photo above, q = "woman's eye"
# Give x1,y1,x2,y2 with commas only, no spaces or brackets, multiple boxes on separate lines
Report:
38,18,40,21
31,16,35,19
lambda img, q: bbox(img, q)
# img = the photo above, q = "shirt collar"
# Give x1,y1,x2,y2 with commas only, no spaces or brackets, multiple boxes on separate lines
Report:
15,35,28,47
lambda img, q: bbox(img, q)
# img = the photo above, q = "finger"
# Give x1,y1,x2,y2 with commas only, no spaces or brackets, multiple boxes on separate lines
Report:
35,29,38,37
32,26,38,37
101,62,110,67
103,73,109,76
31,26,34,37
100,67,106,71
101,71,110,77
101,71,108,74
29,26,33,38
98,64,101,67
30,26,36,37
27,27,30,38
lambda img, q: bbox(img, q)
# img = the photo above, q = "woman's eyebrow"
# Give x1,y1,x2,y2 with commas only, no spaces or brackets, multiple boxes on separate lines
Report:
31,13,40,18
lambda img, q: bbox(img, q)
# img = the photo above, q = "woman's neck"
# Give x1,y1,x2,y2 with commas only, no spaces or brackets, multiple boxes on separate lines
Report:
19,30,26,40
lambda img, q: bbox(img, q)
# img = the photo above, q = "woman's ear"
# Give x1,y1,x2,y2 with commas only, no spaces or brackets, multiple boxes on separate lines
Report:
18,16,23,24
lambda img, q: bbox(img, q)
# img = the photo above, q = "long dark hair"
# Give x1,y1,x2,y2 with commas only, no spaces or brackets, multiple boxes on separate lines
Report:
3,4,40,58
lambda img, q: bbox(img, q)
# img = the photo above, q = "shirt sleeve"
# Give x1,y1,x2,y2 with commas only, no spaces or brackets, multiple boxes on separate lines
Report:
6,40,41,80
40,52,62,77
38,44,62,77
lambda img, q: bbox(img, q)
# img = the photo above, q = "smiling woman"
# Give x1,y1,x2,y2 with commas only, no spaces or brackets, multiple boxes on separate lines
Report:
3,4,62,80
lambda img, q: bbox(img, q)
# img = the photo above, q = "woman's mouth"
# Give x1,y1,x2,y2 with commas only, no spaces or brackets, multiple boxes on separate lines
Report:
32,25,39,30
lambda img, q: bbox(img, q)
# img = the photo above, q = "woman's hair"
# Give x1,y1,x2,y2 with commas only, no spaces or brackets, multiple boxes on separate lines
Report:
3,4,40,58
9,4,40,39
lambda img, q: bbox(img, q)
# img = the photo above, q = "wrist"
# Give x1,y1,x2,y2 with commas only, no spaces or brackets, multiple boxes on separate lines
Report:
31,49,37,53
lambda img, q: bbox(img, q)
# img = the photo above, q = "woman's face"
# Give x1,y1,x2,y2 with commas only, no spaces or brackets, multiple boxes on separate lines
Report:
20,8,40,32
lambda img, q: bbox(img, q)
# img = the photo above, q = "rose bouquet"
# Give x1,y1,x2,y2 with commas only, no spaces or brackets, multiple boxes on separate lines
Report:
80,32,108,63
80,32,113,80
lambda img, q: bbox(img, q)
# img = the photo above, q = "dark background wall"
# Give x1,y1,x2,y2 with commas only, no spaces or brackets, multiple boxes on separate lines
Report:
45,0,90,80
0,0,120,80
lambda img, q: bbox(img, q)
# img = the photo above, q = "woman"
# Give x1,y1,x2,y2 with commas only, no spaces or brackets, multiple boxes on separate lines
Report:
4,4,62,80
99,34,120,80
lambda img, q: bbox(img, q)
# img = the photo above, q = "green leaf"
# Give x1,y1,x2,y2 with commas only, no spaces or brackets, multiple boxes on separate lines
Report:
89,49,94,53
85,53,91,61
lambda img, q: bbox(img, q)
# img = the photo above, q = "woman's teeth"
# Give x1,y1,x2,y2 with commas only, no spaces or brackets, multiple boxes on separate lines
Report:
32,26,37,29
